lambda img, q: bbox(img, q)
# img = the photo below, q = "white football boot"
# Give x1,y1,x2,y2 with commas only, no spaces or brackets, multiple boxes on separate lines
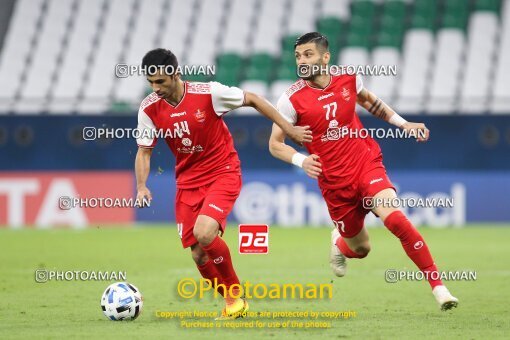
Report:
432,285,459,311
329,227,347,277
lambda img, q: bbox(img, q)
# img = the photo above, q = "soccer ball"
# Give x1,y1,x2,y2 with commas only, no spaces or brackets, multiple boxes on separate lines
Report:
100,282,143,321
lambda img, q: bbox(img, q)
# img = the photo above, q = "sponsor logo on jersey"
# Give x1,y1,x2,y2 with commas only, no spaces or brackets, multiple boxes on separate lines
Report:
182,138,192,146
321,119,341,142
208,203,224,213
369,178,383,185
341,87,350,101
194,109,206,123
213,256,224,264
170,111,186,117
326,128,341,141
177,145,204,154
318,93,334,101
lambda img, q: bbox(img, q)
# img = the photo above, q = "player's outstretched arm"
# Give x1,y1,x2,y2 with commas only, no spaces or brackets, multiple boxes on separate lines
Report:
244,92,312,145
269,123,322,179
356,88,429,142
135,147,153,207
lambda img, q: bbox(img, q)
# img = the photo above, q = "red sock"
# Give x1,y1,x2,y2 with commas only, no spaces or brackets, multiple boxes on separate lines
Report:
197,260,225,297
335,237,367,259
201,236,240,288
384,211,443,289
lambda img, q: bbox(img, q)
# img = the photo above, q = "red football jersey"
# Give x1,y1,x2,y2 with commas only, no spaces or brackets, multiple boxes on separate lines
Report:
277,74,382,189
136,81,244,189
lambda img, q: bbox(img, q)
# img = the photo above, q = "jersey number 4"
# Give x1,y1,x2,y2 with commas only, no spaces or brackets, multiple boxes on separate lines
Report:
323,102,337,120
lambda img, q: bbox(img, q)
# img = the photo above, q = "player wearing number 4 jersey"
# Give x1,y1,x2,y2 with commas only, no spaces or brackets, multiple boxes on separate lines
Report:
134,49,311,320
269,33,458,311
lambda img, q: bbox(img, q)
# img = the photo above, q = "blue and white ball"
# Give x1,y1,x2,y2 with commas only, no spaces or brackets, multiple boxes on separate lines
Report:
100,282,143,321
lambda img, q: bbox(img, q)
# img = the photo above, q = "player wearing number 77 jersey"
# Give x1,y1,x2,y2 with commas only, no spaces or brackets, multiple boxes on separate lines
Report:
269,32,458,311
134,49,312,320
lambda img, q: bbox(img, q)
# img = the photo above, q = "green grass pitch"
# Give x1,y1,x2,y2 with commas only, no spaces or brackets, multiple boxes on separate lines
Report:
0,226,509,339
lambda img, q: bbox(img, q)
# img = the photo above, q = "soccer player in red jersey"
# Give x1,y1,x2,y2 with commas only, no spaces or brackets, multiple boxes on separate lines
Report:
134,49,312,319
269,33,458,310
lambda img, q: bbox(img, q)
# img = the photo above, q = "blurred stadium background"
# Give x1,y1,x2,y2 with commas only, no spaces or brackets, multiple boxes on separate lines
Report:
0,0,509,229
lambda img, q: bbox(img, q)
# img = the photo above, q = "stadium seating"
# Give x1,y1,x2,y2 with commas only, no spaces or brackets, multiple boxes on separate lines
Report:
15,0,74,114
221,0,257,55
459,11,499,113
0,0,45,113
492,0,510,113
427,29,465,114
396,30,434,114
49,0,106,114
0,0,508,115
112,0,166,108
287,0,319,36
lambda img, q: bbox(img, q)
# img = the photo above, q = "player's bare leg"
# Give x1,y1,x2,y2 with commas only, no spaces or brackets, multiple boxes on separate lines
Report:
193,215,248,319
330,227,371,277
373,188,458,311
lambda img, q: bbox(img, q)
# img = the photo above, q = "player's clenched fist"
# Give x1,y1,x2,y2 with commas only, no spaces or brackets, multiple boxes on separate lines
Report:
401,122,430,142
286,125,313,145
303,154,322,179
136,186,152,208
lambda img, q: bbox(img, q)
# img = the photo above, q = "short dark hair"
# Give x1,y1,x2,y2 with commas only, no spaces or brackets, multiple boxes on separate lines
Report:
142,48,178,70
294,32,329,51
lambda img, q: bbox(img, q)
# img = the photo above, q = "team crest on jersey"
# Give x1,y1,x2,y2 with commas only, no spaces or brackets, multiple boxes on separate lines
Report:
194,109,206,123
341,87,350,101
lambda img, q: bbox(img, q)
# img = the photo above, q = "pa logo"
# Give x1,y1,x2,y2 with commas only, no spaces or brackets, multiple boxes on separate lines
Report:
238,224,269,254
